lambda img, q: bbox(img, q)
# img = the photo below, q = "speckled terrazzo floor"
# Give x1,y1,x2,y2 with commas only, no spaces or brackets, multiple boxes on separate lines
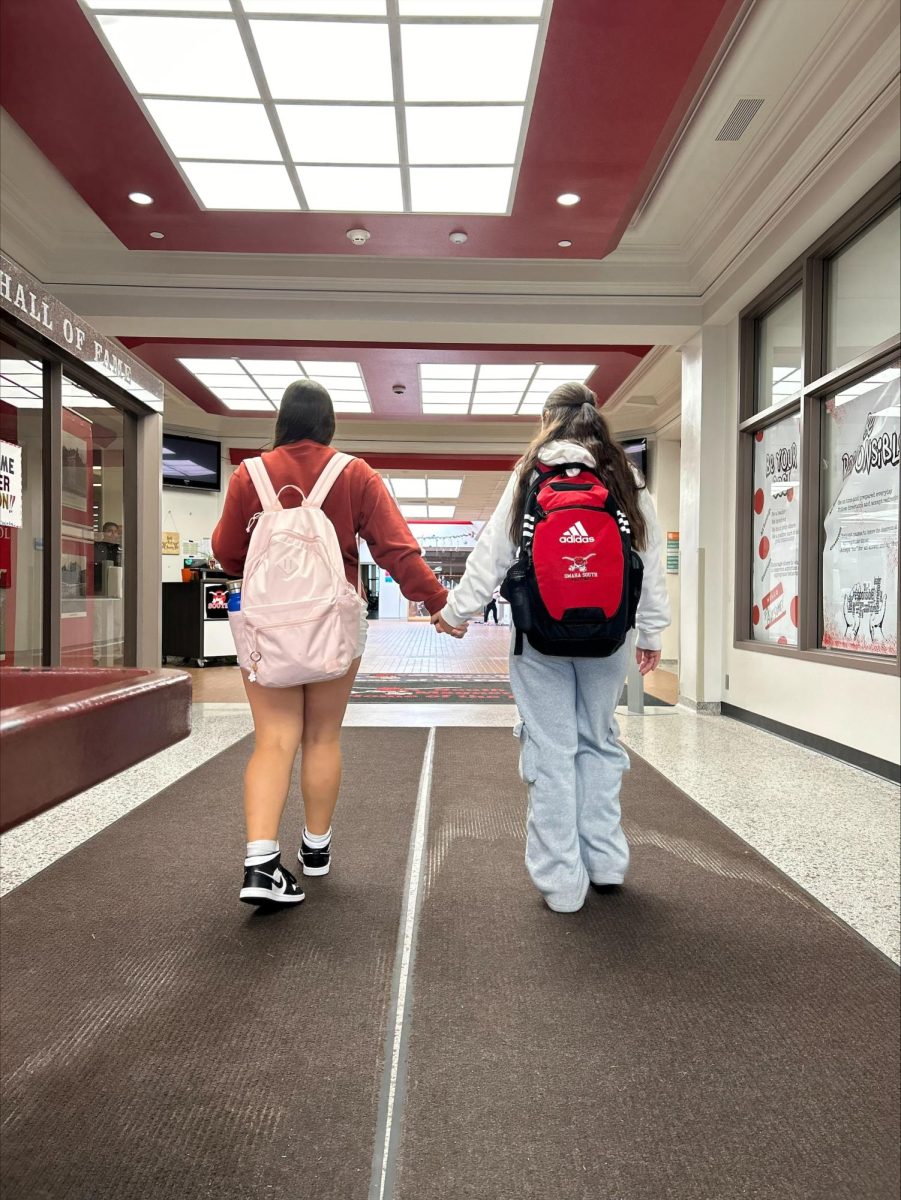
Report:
1,702,897,962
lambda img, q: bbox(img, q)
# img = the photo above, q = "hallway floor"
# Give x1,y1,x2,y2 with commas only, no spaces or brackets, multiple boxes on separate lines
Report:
179,619,681,706
1,723,898,1200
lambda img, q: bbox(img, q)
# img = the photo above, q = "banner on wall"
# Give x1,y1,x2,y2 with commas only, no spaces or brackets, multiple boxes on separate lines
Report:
751,416,801,646
822,371,899,657
0,440,22,529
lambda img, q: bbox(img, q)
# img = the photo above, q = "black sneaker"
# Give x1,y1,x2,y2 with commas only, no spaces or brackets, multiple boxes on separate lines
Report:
239,853,305,905
298,836,331,877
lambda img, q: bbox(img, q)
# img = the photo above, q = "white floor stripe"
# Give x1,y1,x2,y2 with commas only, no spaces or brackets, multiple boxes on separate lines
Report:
372,726,436,1200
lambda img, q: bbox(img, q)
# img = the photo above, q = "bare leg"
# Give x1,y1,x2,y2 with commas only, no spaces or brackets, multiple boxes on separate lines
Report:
241,673,305,842
301,657,362,835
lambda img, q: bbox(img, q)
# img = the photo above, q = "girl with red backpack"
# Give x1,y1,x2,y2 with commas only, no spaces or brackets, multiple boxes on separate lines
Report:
434,383,670,913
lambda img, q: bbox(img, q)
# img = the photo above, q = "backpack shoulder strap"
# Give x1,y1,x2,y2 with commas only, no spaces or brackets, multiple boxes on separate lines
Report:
306,452,353,510
245,456,280,511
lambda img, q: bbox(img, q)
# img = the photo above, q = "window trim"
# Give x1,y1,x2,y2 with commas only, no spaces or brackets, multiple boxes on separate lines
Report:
735,165,901,676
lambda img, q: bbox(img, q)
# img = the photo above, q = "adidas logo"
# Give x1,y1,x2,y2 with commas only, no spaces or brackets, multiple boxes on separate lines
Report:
560,521,594,544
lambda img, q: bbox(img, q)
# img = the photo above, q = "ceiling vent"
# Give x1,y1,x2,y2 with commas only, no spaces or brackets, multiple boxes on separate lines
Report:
715,97,764,142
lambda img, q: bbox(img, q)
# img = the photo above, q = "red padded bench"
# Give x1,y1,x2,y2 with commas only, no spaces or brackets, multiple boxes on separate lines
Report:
0,668,192,833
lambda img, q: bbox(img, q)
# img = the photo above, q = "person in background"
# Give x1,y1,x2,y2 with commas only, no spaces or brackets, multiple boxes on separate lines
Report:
432,382,670,913
483,588,500,624
212,380,450,907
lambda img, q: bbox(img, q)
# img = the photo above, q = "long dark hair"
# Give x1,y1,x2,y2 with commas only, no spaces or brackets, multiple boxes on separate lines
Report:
273,379,336,448
509,381,648,550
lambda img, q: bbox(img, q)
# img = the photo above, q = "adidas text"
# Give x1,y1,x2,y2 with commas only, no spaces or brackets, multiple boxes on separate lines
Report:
560,521,594,544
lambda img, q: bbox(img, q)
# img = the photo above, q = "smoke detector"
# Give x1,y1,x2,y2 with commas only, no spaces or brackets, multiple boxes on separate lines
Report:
392,383,406,395
346,228,371,246
449,230,468,245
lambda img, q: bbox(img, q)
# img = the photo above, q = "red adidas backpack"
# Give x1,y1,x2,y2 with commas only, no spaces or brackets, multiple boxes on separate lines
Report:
500,462,643,657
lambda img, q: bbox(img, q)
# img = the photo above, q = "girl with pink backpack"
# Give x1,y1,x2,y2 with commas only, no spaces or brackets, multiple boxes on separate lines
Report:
212,380,450,907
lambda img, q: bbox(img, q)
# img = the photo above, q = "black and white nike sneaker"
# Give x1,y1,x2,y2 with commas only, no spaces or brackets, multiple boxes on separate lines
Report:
239,854,305,905
298,836,331,877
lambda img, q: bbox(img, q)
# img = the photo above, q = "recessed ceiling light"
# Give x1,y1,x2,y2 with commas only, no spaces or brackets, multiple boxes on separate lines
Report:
556,193,581,206
129,192,153,205
150,231,165,239
558,239,572,248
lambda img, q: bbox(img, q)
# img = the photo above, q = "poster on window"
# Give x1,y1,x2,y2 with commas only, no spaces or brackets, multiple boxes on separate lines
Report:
751,415,801,645
822,368,899,657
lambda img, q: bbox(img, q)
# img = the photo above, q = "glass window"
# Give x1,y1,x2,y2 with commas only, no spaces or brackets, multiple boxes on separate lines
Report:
821,362,900,657
61,377,129,666
750,412,802,646
0,341,44,665
827,204,901,371
756,289,803,411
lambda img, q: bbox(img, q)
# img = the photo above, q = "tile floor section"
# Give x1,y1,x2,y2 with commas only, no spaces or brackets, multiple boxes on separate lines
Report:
2,633,897,963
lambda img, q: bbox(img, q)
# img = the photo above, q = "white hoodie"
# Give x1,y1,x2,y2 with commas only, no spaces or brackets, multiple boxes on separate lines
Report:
442,440,671,651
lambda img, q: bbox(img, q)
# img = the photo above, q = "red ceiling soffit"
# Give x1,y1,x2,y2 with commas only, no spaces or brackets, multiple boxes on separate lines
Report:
1,0,747,260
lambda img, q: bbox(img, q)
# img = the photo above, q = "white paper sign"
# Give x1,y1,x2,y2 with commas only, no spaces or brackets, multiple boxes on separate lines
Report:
822,370,899,657
751,415,801,646
0,440,22,528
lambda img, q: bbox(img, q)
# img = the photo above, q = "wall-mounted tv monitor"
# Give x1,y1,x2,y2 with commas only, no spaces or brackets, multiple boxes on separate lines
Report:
162,433,221,491
620,437,648,480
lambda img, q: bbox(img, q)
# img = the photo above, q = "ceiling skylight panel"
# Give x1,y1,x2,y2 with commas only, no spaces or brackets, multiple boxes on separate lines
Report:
279,105,399,164
399,1,542,13
401,23,538,102
251,21,393,101
239,359,301,373
299,361,362,375
96,16,260,98
478,364,534,380
182,162,300,208
220,399,277,411
423,403,468,413
390,479,427,498
298,166,403,211
399,505,428,518
471,402,521,414
144,99,281,161
405,106,523,165
310,377,366,391
87,1,231,10
196,373,264,388
428,505,456,518
534,364,597,379
243,1,386,12
420,364,475,379
422,384,474,397
179,357,244,373
410,167,513,214
473,380,527,394
427,479,462,499
329,391,371,409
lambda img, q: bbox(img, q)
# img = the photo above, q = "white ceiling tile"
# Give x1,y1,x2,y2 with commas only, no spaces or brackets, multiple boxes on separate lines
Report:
401,23,538,102
298,164,403,211
405,105,522,165
279,104,399,164
252,20,394,101
145,99,280,160
182,161,300,209
97,15,259,97
409,166,513,213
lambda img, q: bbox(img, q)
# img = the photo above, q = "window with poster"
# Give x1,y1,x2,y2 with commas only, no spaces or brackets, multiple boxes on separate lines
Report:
737,167,900,674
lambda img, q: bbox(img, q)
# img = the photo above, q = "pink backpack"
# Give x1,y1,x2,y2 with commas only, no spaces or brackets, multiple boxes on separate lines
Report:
228,452,366,687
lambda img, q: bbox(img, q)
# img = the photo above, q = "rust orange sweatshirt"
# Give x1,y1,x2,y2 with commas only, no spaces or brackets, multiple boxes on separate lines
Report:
211,440,448,616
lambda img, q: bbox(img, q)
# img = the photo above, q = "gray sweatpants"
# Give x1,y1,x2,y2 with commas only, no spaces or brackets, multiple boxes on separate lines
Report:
510,636,631,912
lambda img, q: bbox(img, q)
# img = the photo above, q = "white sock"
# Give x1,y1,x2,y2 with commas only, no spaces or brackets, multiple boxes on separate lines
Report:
303,827,331,849
245,839,279,866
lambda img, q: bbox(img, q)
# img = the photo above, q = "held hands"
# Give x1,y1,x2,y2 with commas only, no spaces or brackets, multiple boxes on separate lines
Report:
635,647,661,676
432,613,468,639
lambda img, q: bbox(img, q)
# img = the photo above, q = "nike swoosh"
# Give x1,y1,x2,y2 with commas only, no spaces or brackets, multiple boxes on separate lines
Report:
254,868,288,894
